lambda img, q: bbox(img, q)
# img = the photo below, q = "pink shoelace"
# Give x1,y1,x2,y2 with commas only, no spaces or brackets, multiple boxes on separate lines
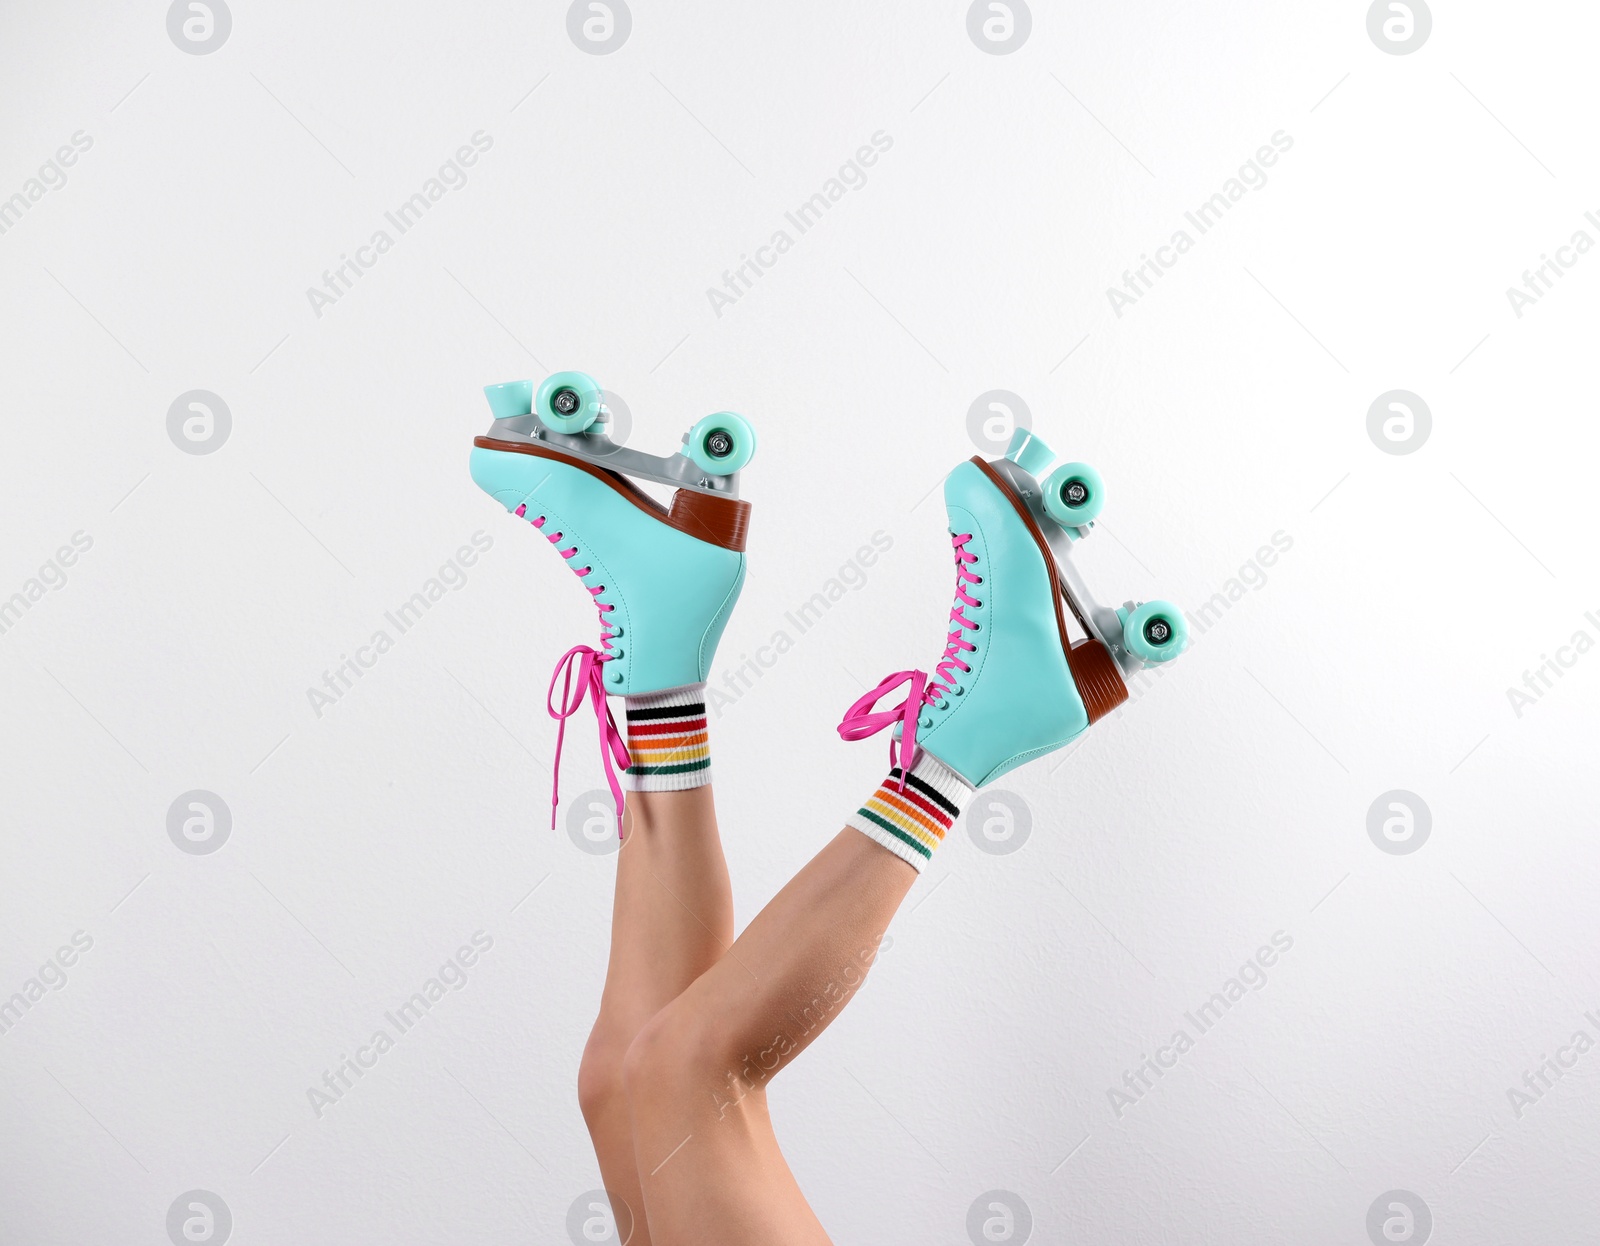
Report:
517,503,631,830
837,532,981,790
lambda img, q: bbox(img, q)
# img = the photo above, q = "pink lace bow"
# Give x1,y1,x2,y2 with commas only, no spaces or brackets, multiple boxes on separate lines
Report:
838,668,930,790
836,533,981,790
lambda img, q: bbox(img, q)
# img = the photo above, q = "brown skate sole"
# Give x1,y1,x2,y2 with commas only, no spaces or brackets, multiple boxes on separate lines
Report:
474,436,752,553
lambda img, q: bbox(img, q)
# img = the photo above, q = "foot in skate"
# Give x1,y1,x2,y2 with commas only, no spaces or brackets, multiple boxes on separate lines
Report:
469,371,755,822
839,425,1186,795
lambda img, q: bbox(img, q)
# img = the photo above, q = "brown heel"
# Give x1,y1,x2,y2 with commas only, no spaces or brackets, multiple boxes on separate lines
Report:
668,488,752,552
1065,638,1129,724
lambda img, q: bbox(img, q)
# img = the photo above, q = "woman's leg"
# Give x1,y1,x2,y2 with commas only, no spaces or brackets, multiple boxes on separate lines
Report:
606,427,1184,1243
621,828,921,1246
577,785,735,1246
467,376,759,1242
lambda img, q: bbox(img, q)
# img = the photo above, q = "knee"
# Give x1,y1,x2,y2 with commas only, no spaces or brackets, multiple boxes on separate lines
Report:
621,1001,720,1108
577,1026,631,1127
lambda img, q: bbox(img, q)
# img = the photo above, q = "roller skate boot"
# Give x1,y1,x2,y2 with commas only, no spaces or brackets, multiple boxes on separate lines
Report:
470,371,755,824
839,426,1186,793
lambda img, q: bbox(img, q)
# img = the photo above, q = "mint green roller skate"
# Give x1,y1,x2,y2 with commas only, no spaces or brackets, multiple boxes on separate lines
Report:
839,427,1185,788
470,371,754,823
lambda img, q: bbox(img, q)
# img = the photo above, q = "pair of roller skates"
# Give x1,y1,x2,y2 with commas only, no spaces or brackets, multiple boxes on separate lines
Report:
469,370,1186,819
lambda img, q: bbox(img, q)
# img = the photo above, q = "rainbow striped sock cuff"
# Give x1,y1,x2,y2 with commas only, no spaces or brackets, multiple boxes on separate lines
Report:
846,750,973,871
622,685,712,792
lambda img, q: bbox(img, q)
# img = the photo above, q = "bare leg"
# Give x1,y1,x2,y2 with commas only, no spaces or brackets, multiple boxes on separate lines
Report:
622,830,916,1246
577,787,735,1246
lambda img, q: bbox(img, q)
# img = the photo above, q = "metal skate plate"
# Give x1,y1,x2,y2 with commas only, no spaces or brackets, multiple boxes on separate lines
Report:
484,414,742,499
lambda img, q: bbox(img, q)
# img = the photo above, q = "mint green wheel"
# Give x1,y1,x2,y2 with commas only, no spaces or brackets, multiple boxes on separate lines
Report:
686,412,756,475
536,371,603,434
1124,601,1187,663
1042,461,1104,527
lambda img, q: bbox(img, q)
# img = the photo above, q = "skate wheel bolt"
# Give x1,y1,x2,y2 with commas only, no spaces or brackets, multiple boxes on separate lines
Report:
1042,461,1106,528
536,372,603,433
1122,600,1188,664
686,412,757,475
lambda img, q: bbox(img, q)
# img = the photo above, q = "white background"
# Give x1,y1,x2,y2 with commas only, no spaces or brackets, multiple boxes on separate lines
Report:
2,1,1597,1243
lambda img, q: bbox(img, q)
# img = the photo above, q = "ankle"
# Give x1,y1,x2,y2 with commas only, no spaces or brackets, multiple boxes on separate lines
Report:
622,685,711,792
847,749,974,871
